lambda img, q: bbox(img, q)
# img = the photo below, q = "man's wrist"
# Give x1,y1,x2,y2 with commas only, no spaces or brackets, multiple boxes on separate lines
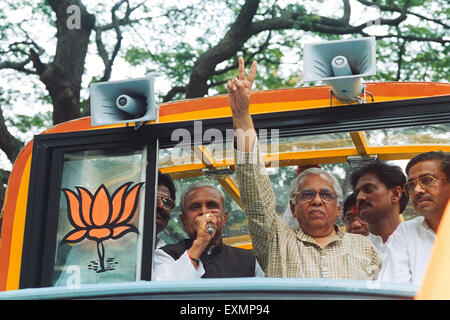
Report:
188,239,208,260
232,110,253,130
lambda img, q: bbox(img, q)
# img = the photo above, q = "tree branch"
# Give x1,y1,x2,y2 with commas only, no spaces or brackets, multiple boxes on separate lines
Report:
162,86,186,102
342,0,351,25
97,0,126,81
0,107,24,163
356,0,449,29
0,59,37,75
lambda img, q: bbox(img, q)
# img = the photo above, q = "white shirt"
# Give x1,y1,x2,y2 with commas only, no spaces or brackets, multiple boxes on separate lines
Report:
368,232,392,265
378,216,436,286
155,237,166,250
153,249,206,281
152,247,265,281
367,233,384,252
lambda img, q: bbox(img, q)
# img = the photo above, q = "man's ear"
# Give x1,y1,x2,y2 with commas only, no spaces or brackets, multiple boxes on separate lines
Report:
290,200,296,218
335,201,342,221
222,210,228,225
180,213,187,229
391,186,402,203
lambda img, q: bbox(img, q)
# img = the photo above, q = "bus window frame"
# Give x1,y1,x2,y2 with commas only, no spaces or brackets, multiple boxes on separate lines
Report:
20,129,159,288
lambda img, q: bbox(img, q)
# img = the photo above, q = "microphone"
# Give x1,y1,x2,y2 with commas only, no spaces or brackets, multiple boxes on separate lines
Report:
206,222,215,239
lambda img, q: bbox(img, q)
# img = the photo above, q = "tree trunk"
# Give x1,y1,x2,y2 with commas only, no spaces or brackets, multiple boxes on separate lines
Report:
36,0,96,124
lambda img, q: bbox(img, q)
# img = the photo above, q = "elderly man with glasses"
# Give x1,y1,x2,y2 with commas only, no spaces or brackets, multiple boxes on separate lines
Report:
379,151,450,286
227,57,380,279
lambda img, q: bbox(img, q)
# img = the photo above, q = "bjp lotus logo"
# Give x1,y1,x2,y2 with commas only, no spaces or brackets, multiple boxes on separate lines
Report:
62,182,144,273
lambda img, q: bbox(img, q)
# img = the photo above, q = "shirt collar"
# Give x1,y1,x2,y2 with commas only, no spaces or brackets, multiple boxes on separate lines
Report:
420,217,437,239
297,225,343,245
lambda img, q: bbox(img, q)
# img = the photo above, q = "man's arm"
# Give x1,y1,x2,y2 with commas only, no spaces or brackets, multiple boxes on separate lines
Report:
229,57,286,272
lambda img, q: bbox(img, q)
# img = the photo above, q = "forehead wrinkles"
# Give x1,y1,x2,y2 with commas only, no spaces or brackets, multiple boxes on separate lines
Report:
185,187,223,206
300,187,334,193
408,160,443,180
299,173,334,191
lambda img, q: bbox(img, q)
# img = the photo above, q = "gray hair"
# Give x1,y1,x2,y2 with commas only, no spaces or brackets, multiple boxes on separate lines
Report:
288,167,343,205
180,182,226,214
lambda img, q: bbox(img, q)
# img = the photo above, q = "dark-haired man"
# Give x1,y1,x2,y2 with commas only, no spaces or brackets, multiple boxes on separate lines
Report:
155,171,177,249
350,161,408,254
380,151,450,285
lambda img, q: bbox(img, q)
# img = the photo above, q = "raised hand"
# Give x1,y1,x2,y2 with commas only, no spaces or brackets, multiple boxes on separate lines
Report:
227,56,257,116
227,56,258,152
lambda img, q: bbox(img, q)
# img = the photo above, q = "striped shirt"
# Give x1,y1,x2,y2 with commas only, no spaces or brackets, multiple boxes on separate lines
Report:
235,143,381,279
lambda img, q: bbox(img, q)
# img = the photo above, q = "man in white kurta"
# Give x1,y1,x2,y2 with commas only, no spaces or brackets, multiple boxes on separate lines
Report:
379,151,450,285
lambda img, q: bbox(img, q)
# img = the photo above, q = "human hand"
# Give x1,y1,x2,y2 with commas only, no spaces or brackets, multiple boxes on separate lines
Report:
194,212,219,243
227,56,257,117
189,212,219,260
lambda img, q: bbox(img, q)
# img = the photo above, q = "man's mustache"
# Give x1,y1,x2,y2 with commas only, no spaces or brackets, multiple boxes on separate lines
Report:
358,200,371,211
414,195,433,206
157,208,170,221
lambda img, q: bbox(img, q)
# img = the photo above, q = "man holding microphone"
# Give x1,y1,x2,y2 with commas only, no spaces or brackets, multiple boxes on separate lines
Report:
153,182,263,280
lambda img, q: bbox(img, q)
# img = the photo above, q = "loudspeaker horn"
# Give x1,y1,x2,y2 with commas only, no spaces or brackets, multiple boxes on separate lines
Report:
303,37,376,102
90,76,157,127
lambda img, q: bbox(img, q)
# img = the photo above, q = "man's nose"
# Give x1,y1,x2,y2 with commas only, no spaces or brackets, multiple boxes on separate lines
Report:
352,218,363,228
156,197,164,209
310,192,323,204
197,204,208,215
356,192,366,202
412,181,426,195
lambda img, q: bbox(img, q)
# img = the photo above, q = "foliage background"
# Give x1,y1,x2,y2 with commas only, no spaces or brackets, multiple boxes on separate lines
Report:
0,0,448,235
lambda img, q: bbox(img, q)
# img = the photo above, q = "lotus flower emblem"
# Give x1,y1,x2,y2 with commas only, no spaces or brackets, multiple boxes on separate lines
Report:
62,182,144,273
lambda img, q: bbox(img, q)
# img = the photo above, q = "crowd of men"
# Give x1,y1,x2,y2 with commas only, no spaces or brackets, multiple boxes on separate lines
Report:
151,57,450,287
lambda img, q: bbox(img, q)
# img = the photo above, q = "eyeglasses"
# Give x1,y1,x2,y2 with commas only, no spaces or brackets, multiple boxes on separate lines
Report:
343,215,367,225
403,175,445,196
157,195,175,210
295,189,336,203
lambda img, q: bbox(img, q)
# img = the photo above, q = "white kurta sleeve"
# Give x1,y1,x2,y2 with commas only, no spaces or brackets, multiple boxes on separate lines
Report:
255,260,265,277
152,248,205,281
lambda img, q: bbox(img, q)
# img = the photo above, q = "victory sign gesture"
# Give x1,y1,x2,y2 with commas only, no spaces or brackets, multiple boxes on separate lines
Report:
227,56,258,152
227,57,257,117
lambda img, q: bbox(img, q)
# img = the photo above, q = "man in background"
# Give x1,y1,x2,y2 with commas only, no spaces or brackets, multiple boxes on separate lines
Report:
380,151,450,285
350,161,408,253
342,192,369,236
155,171,177,249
